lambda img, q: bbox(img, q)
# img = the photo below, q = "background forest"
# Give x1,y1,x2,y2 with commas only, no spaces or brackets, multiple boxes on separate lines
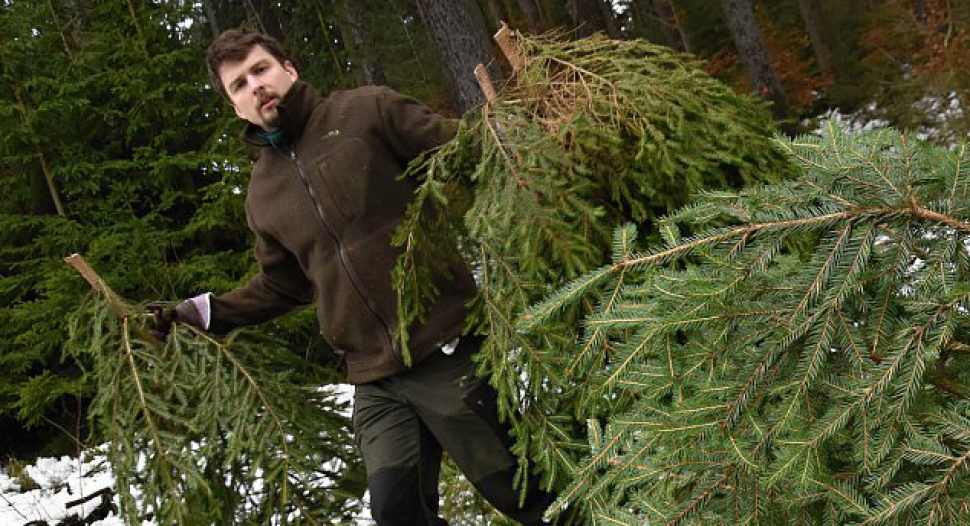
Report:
1,0,969,524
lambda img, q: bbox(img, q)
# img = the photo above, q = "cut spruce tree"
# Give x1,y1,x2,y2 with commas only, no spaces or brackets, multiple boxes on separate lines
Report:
525,124,970,525
63,256,366,525
391,30,797,521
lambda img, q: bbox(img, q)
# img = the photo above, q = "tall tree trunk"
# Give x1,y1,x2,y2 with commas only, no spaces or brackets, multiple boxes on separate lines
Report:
795,0,835,80
569,0,610,38
537,0,571,29
341,0,387,86
243,0,285,41
201,0,221,39
650,0,690,52
480,0,507,28
597,0,620,38
717,0,791,125
513,0,541,31
415,0,498,114
911,0,927,24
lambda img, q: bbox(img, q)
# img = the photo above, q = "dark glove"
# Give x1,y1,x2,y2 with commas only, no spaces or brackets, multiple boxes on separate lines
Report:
146,300,205,341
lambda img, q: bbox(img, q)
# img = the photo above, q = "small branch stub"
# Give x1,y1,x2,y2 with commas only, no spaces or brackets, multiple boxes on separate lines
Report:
494,22,523,73
66,253,105,289
65,253,129,317
474,64,498,103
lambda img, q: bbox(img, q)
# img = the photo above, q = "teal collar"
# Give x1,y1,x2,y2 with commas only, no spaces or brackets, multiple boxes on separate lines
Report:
258,128,290,147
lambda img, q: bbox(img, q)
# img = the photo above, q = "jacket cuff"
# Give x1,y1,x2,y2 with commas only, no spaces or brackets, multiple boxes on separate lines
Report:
185,293,213,330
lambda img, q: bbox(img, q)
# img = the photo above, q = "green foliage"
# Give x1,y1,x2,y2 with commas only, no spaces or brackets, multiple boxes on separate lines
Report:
65,292,364,525
0,0,255,453
3,456,40,492
393,30,796,509
525,124,970,524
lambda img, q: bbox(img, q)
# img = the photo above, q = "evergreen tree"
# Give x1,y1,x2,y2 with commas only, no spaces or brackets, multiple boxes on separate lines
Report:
392,31,797,518
0,0,247,451
0,0,346,462
63,267,364,524
527,124,970,525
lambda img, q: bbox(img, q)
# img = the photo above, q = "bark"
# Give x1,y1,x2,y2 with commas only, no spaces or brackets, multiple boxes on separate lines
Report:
341,0,387,86
415,0,498,114
717,0,791,125
795,0,835,79
481,0,507,28
243,0,285,41
597,0,621,38
537,0,571,29
650,0,690,52
201,0,221,39
514,0,541,31
568,0,610,38
911,0,927,23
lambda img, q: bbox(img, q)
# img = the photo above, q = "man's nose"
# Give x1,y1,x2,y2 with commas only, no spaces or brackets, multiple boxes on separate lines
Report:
250,76,266,94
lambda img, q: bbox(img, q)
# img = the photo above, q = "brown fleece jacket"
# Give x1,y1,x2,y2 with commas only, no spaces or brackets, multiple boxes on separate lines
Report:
209,81,477,384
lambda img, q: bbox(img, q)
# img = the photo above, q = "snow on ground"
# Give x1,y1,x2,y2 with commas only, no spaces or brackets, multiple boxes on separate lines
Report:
1,384,370,526
807,103,890,135
0,450,128,526
805,92,968,145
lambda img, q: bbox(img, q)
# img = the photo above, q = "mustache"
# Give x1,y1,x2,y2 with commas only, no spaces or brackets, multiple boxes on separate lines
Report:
256,91,279,107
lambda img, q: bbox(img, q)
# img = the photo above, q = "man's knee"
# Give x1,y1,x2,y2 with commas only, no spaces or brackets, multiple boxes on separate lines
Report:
369,466,445,526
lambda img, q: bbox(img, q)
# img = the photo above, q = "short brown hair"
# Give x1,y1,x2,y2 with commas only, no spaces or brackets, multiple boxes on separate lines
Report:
206,29,289,101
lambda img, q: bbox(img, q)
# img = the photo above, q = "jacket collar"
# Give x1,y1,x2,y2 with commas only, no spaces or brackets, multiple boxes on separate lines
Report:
241,80,322,147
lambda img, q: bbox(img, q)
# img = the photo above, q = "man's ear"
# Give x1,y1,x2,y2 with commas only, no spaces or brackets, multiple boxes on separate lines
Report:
284,61,299,81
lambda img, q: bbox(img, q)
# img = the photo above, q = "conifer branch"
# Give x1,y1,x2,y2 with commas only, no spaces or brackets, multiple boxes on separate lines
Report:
189,327,301,518
120,315,184,524
622,211,856,269
63,254,360,523
948,142,966,203
665,470,735,526
14,87,67,217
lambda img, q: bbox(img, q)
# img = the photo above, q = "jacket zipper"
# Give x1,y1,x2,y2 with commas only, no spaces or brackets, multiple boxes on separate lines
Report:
283,147,402,365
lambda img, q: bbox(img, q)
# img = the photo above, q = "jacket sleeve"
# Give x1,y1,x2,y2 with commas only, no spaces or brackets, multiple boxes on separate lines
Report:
208,213,314,334
374,86,458,164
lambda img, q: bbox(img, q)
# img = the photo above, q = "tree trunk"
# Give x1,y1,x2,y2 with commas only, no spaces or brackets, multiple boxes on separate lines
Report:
650,0,690,52
537,0,571,29
480,0,507,28
201,0,221,39
243,0,285,41
568,0,610,38
911,0,927,23
514,0,541,31
717,0,790,125
341,0,387,86
597,0,620,38
795,0,835,80
415,0,497,114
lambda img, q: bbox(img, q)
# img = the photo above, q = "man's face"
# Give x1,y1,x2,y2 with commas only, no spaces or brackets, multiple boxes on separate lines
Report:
219,45,298,130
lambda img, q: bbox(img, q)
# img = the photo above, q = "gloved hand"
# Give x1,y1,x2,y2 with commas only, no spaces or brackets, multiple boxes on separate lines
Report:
146,300,205,341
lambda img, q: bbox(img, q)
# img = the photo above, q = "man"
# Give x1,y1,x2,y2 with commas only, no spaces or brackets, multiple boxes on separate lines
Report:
151,29,556,525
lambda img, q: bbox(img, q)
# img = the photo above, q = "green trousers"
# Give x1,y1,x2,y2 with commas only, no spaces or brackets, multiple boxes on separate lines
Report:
353,336,556,525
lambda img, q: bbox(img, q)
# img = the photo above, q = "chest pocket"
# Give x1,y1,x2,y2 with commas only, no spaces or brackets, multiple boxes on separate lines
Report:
314,138,370,221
